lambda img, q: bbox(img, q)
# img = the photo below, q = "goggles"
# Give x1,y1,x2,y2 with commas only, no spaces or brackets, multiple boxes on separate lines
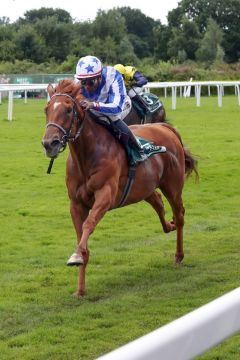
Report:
79,77,100,86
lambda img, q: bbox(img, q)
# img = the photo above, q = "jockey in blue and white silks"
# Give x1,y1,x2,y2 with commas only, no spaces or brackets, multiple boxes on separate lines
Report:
81,66,130,119
75,56,131,121
75,55,147,164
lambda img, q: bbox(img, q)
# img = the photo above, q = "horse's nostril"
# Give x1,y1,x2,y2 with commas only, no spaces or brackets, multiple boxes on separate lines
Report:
51,139,61,147
42,138,61,150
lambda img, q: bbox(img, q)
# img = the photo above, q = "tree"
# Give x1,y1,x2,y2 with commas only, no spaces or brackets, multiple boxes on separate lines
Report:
71,21,94,58
117,36,139,64
117,7,159,58
14,25,47,63
0,40,16,61
153,24,172,61
20,8,73,24
167,17,200,61
89,36,118,64
168,0,240,62
34,17,72,62
196,18,224,63
93,9,127,44
0,16,10,25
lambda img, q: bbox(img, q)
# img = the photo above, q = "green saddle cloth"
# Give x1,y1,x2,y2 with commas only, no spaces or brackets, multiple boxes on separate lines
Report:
133,93,164,117
127,136,166,165
141,93,163,114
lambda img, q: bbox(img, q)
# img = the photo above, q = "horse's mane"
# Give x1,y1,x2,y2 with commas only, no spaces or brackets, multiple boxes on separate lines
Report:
55,79,81,98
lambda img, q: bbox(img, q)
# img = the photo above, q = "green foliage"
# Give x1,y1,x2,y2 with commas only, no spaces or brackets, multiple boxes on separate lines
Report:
56,55,78,73
34,18,72,62
0,40,17,62
167,17,200,61
0,96,239,359
93,9,127,44
117,7,157,58
169,0,240,62
0,59,55,74
117,36,139,64
21,7,73,24
0,3,239,66
14,25,47,63
196,18,224,64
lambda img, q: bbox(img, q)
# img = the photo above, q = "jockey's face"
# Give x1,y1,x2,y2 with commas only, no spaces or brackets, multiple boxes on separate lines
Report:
80,76,101,94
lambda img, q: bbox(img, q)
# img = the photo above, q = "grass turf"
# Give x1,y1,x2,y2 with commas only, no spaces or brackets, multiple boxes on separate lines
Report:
0,95,239,359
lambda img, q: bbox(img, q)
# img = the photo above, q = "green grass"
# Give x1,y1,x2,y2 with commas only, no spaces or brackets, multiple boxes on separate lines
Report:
0,95,239,359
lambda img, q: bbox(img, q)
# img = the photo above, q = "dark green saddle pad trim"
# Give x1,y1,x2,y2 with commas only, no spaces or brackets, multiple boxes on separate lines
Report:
127,136,166,165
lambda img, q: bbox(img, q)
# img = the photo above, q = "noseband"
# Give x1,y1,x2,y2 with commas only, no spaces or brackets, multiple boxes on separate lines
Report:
46,93,84,152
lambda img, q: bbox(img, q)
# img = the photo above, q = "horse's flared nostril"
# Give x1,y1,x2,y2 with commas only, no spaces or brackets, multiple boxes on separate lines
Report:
42,137,62,158
51,139,61,148
42,138,61,150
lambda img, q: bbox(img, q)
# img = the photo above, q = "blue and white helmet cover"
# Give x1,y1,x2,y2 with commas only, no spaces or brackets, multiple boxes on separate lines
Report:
75,55,102,79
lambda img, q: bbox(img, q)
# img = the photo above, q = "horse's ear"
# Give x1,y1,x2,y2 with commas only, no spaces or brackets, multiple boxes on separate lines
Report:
47,83,55,97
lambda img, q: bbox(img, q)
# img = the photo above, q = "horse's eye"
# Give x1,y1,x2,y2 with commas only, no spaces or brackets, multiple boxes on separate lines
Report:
66,107,72,114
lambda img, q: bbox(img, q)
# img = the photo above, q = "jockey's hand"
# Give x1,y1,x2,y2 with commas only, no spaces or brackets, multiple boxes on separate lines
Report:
80,99,94,110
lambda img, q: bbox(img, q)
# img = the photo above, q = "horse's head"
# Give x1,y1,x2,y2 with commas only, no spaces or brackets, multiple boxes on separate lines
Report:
42,80,84,158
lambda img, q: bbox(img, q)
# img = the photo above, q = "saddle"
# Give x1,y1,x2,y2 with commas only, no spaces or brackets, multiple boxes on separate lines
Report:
90,111,166,165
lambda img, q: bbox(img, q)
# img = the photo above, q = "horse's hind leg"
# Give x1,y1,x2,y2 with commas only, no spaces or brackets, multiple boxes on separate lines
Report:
145,191,176,233
160,187,185,264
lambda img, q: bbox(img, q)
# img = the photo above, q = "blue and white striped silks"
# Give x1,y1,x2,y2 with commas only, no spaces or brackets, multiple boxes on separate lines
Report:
81,66,130,116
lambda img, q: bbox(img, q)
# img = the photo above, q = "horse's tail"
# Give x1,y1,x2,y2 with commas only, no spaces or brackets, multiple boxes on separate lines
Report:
183,146,199,180
160,123,199,180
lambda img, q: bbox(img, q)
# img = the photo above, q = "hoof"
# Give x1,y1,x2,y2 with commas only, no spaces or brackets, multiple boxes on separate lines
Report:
165,221,176,233
73,290,85,298
175,253,184,264
67,252,84,266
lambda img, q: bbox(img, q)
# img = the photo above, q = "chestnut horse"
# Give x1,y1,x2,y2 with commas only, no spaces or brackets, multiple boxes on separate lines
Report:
42,80,197,297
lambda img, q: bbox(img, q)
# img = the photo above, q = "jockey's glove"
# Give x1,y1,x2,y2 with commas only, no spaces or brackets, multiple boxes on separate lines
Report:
80,99,95,110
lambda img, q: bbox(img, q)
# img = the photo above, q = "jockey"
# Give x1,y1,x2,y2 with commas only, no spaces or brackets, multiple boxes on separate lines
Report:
75,55,146,164
114,64,149,112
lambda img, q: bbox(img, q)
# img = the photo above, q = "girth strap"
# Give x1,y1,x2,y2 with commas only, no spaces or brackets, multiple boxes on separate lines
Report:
117,165,136,207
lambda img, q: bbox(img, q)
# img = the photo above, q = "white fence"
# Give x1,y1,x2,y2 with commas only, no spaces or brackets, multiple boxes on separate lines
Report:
144,80,240,109
97,287,240,360
0,84,49,121
0,80,240,120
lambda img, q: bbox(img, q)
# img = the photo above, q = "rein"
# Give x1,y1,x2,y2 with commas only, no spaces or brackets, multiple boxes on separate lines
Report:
46,93,84,174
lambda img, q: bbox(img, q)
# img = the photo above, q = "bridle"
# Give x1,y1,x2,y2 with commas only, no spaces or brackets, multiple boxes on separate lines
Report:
45,92,85,174
46,92,84,152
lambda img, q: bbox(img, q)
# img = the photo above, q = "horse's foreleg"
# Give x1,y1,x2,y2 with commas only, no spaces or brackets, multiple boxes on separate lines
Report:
70,201,89,245
76,184,115,259
145,191,176,233
74,248,90,297
68,200,89,297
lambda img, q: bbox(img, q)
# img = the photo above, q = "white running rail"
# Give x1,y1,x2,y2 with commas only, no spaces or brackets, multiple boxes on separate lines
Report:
0,81,240,120
97,287,240,360
144,80,240,110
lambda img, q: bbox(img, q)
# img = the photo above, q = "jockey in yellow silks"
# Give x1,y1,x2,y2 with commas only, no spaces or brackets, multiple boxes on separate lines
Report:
114,64,148,111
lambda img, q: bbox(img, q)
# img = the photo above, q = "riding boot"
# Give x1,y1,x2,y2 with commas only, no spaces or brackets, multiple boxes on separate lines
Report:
114,119,147,165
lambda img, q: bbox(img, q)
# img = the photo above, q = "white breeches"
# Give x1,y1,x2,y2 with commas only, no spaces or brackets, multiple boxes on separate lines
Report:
128,87,143,98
